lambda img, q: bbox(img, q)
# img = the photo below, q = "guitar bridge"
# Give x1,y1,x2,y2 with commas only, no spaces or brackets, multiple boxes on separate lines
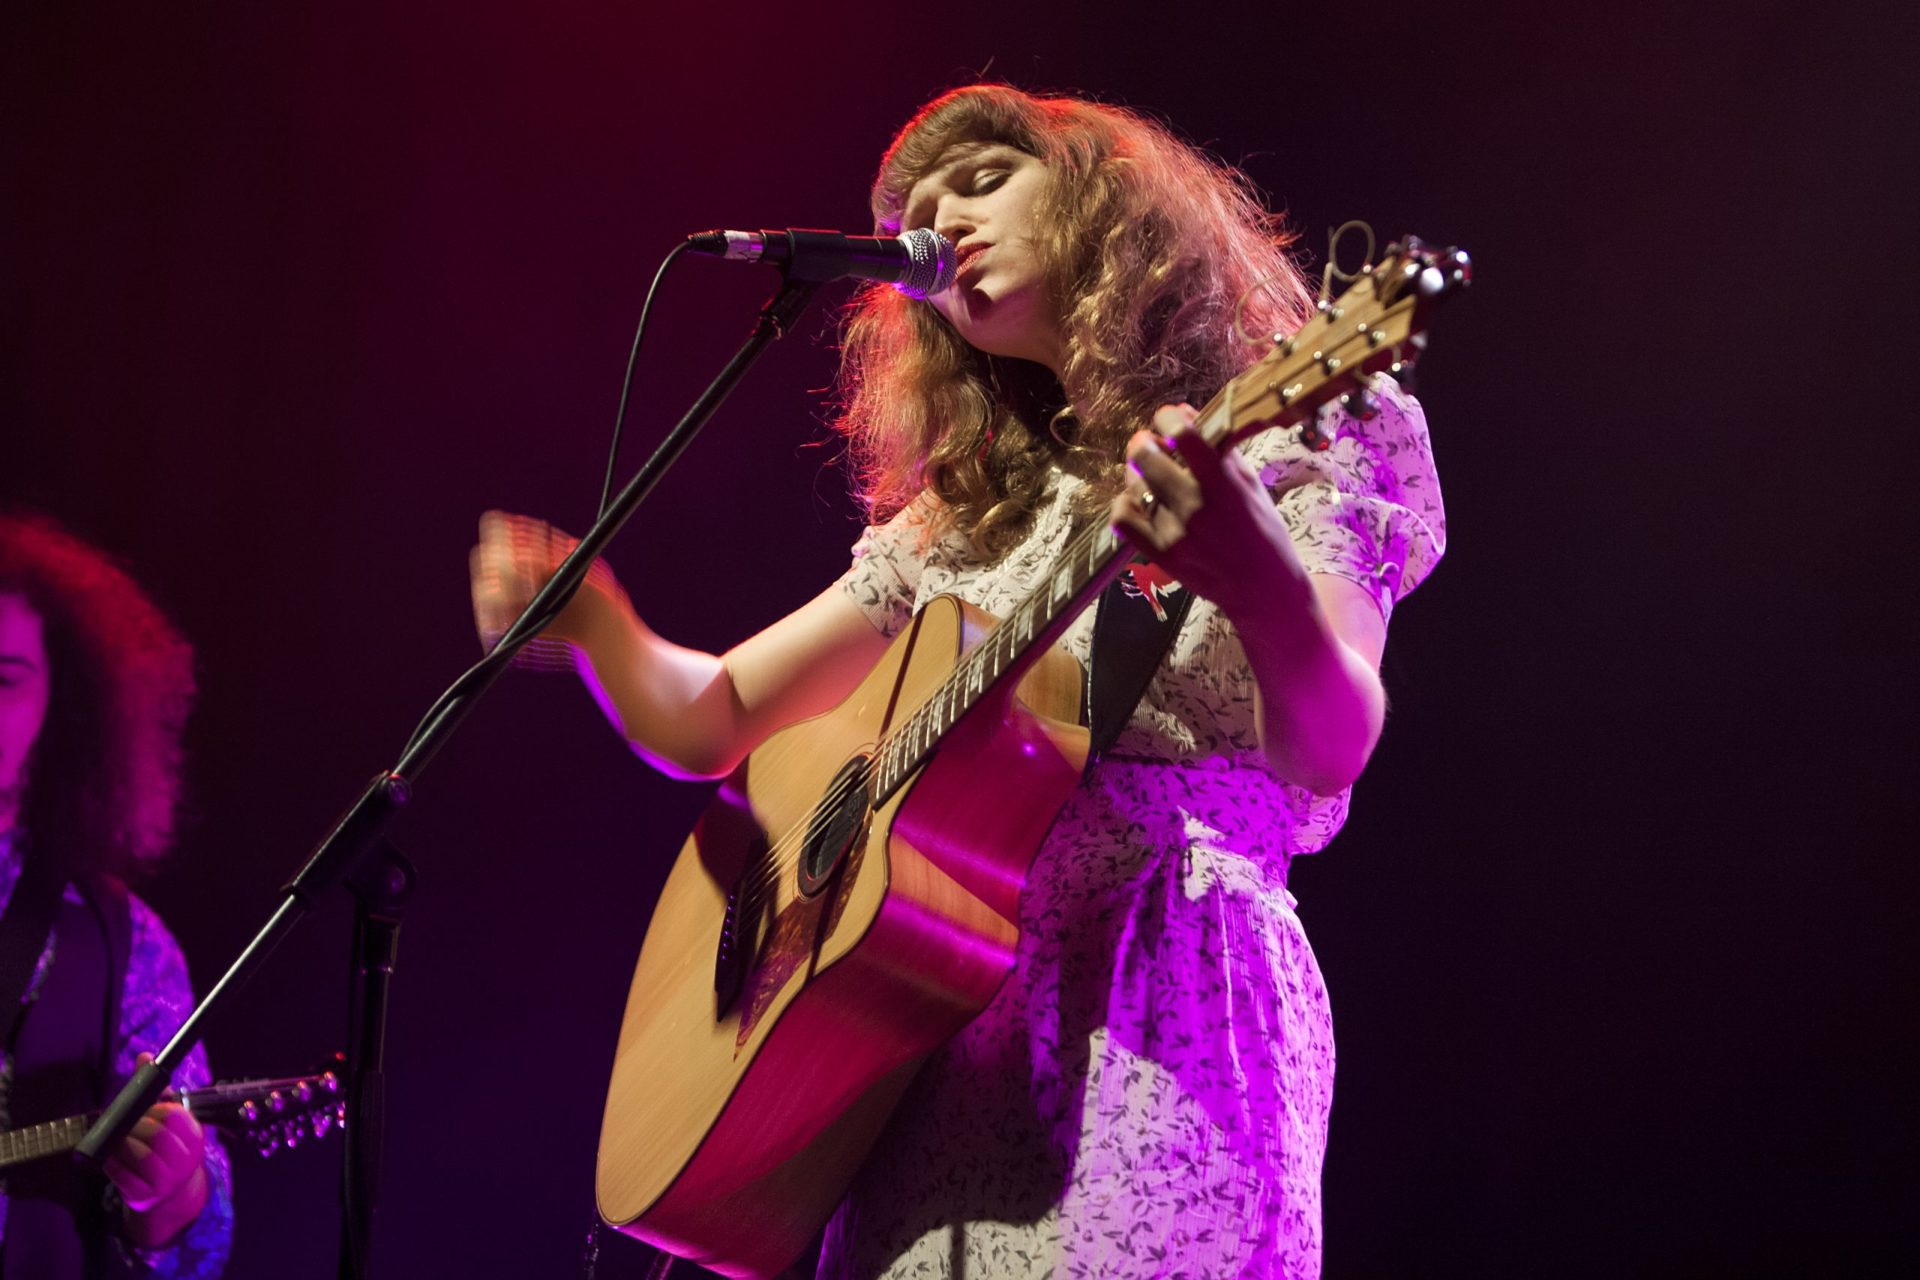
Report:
714,883,748,1017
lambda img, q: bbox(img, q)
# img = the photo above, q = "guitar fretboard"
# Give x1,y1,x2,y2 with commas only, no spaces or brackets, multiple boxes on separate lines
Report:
869,513,1134,804
0,1112,93,1170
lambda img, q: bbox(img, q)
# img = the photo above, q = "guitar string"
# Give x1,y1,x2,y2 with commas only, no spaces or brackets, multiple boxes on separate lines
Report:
725,276,1408,923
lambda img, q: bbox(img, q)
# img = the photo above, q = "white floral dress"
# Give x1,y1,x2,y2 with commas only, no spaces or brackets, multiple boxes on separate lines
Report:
817,384,1445,1280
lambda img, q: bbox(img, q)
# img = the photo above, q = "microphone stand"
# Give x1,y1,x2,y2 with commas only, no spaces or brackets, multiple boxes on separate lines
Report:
340,839,412,1278
73,270,823,1278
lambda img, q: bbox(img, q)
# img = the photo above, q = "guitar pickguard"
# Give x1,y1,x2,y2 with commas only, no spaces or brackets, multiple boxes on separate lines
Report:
732,832,866,1051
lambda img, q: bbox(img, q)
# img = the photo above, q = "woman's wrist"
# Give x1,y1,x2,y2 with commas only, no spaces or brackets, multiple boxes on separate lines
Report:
1215,526,1322,645
122,1161,210,1250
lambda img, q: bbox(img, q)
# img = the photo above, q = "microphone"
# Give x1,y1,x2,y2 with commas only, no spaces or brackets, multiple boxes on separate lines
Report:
684,226,957,299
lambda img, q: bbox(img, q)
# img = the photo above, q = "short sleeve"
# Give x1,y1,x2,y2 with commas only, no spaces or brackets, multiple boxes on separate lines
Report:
834,491,939,638
1239,377,1446,624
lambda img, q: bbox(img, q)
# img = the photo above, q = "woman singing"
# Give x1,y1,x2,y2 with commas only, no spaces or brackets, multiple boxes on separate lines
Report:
474,85,1445,1279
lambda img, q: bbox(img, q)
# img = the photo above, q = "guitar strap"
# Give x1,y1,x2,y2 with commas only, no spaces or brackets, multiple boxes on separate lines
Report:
0,844,70,1055
1079,382,1214,770
1085,556,1195,770
2,859,131,1279
77,876,131,1102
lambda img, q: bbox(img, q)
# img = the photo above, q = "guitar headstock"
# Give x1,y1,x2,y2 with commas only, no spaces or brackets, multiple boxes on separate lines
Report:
1207,235,1471,451
184,1065,347,1159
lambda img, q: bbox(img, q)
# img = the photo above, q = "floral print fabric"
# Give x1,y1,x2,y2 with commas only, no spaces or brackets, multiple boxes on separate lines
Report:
818,384,1443,1279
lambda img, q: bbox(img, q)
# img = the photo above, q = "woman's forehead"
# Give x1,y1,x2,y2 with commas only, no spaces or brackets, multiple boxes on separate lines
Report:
885,140,1032,229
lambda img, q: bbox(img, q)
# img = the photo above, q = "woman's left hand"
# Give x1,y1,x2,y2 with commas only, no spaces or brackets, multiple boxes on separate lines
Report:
1108,404,1311,617
1110,403,1388,795
105,1058,211,1248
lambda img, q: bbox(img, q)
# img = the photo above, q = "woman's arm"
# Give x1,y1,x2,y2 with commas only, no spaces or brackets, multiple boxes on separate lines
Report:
471,512,889,780
1110,408,1387,796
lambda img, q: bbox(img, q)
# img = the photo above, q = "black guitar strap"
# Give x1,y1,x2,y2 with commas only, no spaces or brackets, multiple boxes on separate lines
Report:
0,844,69,1054
77,874,132,1099
1082,383,1215,769
1085,556,1195,770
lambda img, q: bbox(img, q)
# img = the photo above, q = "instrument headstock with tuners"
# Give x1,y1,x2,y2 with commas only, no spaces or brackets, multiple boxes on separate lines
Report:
189,1065,347,1158
1204,235,1472,454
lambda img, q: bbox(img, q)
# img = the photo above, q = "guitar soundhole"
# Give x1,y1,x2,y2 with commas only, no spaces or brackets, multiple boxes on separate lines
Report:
797,755,873,898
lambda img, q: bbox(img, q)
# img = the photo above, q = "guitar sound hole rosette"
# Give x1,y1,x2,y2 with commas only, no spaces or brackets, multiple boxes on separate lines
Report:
797,755,873,898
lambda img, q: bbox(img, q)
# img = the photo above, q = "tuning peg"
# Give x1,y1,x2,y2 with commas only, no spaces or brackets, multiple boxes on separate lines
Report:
1300,402,1341,452
1340,387,1382,421
1386,332,1431,392
1415,248,1473,298
267,1090,286,1112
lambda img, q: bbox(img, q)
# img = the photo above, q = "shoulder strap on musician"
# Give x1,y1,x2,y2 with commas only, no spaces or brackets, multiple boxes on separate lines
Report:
0,842,70,1052
77,874,132,1091
1085,557,1195,769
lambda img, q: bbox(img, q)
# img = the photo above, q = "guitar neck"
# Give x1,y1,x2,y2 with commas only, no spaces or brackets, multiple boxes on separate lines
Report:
0,1111,95,1171
0,1085,218,1172
0,1073,341,1172
870,507,1133,804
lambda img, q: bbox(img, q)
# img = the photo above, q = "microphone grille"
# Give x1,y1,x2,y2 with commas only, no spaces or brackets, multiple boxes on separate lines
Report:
893,228,957,300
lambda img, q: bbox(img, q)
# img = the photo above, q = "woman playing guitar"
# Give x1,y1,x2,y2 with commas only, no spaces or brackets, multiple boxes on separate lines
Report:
473,84,1446,1280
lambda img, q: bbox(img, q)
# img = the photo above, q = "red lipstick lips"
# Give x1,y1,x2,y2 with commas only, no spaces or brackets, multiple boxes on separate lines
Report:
954,241,989,280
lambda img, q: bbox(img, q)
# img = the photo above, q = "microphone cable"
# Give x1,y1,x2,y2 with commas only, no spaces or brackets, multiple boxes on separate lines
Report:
598,239,691,519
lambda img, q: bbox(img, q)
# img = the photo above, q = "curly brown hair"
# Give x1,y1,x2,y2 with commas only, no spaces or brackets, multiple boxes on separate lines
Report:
0,511,195,880
835,84,1317,556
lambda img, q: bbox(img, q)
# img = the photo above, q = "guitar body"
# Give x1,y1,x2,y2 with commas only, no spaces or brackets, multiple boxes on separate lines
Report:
596,595,1089,1279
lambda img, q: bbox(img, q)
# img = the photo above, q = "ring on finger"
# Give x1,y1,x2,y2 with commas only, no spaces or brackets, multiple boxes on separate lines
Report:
1138,489,1158,513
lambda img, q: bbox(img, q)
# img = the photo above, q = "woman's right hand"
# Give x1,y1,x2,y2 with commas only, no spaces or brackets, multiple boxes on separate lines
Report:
469,510,630,666
467,505,895,779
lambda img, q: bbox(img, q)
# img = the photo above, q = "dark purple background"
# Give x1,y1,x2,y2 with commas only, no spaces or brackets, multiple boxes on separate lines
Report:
5,3,1912,1276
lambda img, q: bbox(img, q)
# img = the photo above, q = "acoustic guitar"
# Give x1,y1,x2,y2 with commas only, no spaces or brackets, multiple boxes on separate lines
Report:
595,237,1470,1277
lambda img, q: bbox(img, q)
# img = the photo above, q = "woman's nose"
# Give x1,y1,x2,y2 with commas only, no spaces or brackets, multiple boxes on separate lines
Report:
933,196,974,246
